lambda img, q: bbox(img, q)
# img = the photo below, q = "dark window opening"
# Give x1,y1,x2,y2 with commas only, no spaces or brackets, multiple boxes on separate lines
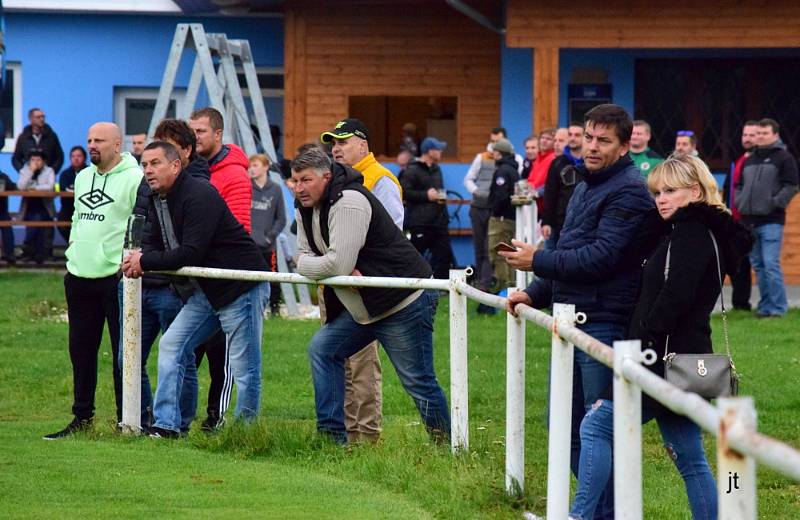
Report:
0,68,15,140
635,58,800,171
125,99,176,135
237,72,284,91
348,96,458,160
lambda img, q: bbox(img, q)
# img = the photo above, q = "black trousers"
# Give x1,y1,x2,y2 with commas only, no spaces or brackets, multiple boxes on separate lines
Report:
730,254,752,310
194,331,226,417
64,272,122,421
409,225,453,279
261,247,281,307
468,206,493,291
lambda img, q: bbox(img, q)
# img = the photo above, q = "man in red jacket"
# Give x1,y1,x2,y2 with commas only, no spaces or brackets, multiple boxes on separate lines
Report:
190,107,252,232
528,127,556,193
188,107,254,431
723,120,758,310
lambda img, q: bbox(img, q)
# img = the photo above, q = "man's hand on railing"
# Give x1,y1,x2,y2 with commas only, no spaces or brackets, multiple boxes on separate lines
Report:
122,250,144,279
505,289,532,317
498,239,535,271
349,268,362,292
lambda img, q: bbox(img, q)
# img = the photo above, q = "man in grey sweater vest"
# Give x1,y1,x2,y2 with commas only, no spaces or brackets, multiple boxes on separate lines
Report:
292,146,450,445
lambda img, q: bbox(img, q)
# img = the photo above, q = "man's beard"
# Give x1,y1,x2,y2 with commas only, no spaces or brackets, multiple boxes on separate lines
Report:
90,153,101,165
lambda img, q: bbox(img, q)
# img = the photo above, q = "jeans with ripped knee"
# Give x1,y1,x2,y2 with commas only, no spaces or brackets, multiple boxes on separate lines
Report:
570,399,717,520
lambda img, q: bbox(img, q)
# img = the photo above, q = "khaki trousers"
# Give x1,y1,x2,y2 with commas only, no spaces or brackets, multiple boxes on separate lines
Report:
318,287,383,442
487,216,516,292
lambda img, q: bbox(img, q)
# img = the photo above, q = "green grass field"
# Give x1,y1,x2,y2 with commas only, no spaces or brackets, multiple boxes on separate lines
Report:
1,271,798,518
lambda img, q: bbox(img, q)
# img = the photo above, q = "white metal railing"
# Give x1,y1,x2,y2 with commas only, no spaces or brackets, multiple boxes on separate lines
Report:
120,267,800,519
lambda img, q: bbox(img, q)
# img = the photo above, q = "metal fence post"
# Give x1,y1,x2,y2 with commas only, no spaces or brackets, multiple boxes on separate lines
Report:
718,397,757,520
613,340,644,520
505,288,526,496
120,269,142,433
449,269,469,453
514,206,526,288
527,200,538,286
546,303,576,519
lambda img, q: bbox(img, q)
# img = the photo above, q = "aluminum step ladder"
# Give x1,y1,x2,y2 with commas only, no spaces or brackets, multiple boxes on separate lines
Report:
148,23,310,315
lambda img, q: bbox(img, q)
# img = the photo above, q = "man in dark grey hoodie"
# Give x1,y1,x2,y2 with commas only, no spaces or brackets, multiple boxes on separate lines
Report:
248,153,286,315
735,118,799,318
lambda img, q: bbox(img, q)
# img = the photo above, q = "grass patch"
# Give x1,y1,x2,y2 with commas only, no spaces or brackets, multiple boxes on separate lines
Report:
0,271,798,518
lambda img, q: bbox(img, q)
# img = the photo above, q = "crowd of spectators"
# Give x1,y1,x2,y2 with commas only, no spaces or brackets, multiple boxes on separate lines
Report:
2,101,796,517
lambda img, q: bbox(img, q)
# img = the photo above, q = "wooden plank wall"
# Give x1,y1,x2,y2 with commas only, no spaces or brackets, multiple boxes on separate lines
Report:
283,2,501,162
782,198,800,284
506,0,800,282
506,0,800,49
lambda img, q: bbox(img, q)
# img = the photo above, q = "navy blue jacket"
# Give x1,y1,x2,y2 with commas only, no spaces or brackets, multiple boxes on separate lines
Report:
523,155,655,325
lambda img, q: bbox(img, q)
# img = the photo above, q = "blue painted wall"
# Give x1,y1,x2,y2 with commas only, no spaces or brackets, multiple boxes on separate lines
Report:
0,12,283,178
500,44,533,151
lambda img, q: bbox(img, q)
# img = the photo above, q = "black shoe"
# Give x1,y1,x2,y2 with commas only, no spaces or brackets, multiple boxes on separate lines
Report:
200,412,224,432
270,303,281,317
146,426,179,439
43,417,92,440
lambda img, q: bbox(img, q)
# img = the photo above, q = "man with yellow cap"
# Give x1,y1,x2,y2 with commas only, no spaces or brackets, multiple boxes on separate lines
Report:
319,118,403,443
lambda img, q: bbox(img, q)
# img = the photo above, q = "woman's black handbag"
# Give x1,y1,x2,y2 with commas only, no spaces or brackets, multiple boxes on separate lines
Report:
662,230,739,399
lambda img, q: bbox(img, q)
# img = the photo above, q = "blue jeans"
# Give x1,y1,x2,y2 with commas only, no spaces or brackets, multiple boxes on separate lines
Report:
308,290,450,443
152,283,269,432
22,206,51,261
0,210,14,260
750,223,788,316
570,400,717,520
567,321,626,520
117,283,184,425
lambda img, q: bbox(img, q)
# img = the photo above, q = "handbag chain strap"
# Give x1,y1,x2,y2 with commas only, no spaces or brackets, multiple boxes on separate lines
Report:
662,228,732,362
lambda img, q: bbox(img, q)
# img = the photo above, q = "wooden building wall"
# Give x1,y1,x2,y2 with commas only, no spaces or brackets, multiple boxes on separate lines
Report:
283,2,501,162
506,1,800,49
505,0,800,283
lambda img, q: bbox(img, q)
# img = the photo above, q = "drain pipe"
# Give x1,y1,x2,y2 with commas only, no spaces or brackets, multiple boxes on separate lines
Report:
445,0,505,35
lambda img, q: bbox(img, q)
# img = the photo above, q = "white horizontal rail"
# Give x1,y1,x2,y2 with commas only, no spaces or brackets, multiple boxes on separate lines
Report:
509,299,800,483
159,266,450,291
619,357,800,481
141,267,800,485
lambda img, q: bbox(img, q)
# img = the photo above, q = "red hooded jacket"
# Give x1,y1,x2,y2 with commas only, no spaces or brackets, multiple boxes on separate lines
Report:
209,143,252,232
528,149,556,190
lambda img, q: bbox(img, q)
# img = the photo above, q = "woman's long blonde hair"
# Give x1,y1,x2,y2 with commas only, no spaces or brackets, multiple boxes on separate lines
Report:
647,153,729,213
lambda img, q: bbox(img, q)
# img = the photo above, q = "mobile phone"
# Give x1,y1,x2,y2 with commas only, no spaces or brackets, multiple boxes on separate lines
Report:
493,242,517,253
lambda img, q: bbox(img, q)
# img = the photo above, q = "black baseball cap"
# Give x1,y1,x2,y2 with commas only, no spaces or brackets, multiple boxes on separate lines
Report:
320,118,370,144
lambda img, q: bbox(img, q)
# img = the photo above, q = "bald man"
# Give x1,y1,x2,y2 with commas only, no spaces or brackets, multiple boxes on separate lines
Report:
44,122,144,440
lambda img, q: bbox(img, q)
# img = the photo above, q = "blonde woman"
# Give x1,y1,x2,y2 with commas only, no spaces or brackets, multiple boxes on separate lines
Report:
569,154,752,520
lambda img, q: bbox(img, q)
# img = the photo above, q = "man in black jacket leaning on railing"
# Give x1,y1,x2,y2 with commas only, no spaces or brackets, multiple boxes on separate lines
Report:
122,141,268,438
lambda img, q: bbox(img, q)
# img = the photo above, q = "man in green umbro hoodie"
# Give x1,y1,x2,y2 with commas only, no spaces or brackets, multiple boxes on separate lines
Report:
44,122,143,440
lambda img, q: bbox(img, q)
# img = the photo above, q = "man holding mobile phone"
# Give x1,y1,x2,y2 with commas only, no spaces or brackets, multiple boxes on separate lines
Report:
500,105,655,519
